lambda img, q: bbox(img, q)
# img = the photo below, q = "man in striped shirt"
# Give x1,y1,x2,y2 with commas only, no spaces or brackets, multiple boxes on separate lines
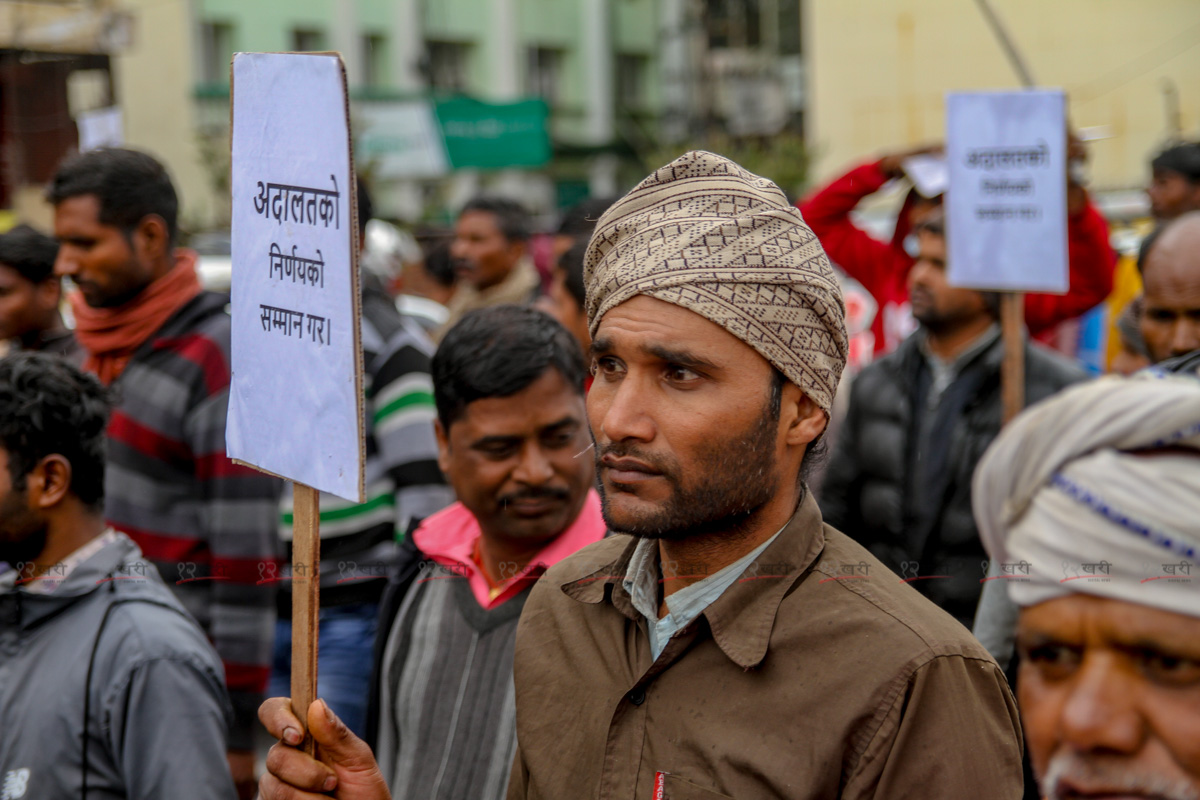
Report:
259,305,606,800
271,180,453,738
50,147,281,798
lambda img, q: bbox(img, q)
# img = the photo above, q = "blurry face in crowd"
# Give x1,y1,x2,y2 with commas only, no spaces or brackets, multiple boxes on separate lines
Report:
1017,595,1200,800
908,230,990,334
436,368,593,548
0,266,59,342
1110,337,1151,377
905,196,942,232
1141,220,1200,363
53,194,166,309
535,269,590,355
588,295,824,541
0,448,46,568
450,210,524,291
1148,169,1200,221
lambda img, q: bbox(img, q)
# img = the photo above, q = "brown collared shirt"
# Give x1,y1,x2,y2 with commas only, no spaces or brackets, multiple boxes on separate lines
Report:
507,493,1023,799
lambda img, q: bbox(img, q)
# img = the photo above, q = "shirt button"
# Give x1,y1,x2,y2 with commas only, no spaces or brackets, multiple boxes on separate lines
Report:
628,687,646,706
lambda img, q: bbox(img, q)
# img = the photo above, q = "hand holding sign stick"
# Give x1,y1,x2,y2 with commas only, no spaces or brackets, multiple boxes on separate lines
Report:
228,52,365,759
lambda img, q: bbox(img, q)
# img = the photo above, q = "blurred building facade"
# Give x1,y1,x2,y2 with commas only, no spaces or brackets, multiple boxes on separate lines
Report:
0,0,132,228
806,0,1200,194
112,0,661,229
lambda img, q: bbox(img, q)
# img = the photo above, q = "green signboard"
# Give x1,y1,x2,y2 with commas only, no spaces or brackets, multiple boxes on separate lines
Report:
434,97,551,170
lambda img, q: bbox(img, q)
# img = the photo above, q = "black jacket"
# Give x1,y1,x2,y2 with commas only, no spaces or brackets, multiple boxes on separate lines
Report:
819,331,1087,625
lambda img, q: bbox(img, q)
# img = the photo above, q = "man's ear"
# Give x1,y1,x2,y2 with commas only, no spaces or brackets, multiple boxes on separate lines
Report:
782,384,828,447
30,455,72,510
34,277,62,313
132,214,171,263
434,419,452,475
506,238,526,265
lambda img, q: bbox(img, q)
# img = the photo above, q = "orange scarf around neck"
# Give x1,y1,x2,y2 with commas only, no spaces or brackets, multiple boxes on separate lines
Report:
71,250,204,385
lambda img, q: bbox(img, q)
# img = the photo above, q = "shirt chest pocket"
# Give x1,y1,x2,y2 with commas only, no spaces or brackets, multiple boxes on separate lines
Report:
662,774,736,800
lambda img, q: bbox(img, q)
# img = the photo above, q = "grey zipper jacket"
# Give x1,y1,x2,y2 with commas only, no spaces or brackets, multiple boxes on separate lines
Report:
0,533,235,799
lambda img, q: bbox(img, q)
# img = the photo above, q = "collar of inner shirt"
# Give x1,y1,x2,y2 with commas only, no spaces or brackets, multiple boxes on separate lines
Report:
918,323,1000,398
622,527,783,660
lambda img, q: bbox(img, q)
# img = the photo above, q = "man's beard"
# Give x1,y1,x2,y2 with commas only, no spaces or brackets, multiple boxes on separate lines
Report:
595,394,780,541
1042,752,1199,800
0,489,48,568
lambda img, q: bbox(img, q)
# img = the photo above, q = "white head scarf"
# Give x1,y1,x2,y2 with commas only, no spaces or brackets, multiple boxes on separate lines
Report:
973,372,1200,617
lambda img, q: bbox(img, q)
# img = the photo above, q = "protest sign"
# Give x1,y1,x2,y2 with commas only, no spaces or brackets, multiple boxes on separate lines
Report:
945,89,1067,293
227,51,364,753
227,52,364,502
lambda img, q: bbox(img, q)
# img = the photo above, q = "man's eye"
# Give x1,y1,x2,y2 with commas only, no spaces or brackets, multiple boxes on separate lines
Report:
665,365,700,382
1146,309,1176,322
544,431,575,448
1135,650,1200,685
592,357,622,377
1024,644,1081,676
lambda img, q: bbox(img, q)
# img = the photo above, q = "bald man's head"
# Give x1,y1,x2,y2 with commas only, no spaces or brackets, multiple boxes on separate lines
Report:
1141,212,1200,362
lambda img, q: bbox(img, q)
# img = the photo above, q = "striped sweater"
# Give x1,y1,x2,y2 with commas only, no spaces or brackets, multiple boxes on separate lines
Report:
278,286,452,609
367,496,607,800
102,291,283,750
375,569,527,800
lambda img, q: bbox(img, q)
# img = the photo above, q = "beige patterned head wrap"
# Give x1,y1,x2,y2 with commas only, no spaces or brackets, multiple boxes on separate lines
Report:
974,372,1200,618
584,150,847,414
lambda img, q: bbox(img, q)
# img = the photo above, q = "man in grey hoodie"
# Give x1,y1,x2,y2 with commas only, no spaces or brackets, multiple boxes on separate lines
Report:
0,352,236,799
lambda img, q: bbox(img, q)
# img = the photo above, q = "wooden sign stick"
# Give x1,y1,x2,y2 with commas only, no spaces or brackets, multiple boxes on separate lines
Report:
290,483,320,756
1001,292,1026,425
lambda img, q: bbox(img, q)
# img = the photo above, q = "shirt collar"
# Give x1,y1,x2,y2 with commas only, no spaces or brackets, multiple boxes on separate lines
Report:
622,528,784,661
918,322,1000,374
0,529,121,595
415,489,607,609
562,491,827,669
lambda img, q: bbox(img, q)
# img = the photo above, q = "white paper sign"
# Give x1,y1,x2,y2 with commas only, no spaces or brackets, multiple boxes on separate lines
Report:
227,52,364,503
945,90,1067,293
77,106,123,151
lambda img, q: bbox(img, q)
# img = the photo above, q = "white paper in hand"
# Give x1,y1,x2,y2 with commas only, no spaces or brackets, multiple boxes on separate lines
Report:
227,52,364,503
902,154,948,199
945,89,1068,293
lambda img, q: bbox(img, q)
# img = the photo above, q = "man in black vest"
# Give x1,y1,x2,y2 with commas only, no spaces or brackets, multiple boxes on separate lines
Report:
820,209,1088,626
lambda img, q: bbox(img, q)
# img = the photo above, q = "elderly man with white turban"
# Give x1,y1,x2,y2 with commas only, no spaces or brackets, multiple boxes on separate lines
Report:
973,372,1200,800
257,151,1025,800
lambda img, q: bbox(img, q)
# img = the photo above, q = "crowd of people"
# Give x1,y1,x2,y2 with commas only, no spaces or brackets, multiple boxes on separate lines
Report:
0,137,1197,800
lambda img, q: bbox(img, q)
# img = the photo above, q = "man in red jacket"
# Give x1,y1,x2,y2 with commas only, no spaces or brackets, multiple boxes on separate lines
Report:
799,144,1116,356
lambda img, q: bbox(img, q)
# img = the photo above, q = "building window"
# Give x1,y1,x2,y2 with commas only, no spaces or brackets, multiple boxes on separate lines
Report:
706,0,762,49
616,54,647,109
362,32,388,88
292,28,325,53
425,41,469,92
200,21,234,85
525,47,563,106
779,0,802,56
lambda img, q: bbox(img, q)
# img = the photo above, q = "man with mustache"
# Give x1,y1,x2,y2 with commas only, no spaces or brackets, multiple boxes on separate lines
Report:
258,152,1024,799
973,373,1200,800
821,209,1086,628
265,305,605,800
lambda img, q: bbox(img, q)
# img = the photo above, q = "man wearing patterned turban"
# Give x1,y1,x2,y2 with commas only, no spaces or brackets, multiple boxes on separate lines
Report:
257,152,1024,800
973,373,1200,800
